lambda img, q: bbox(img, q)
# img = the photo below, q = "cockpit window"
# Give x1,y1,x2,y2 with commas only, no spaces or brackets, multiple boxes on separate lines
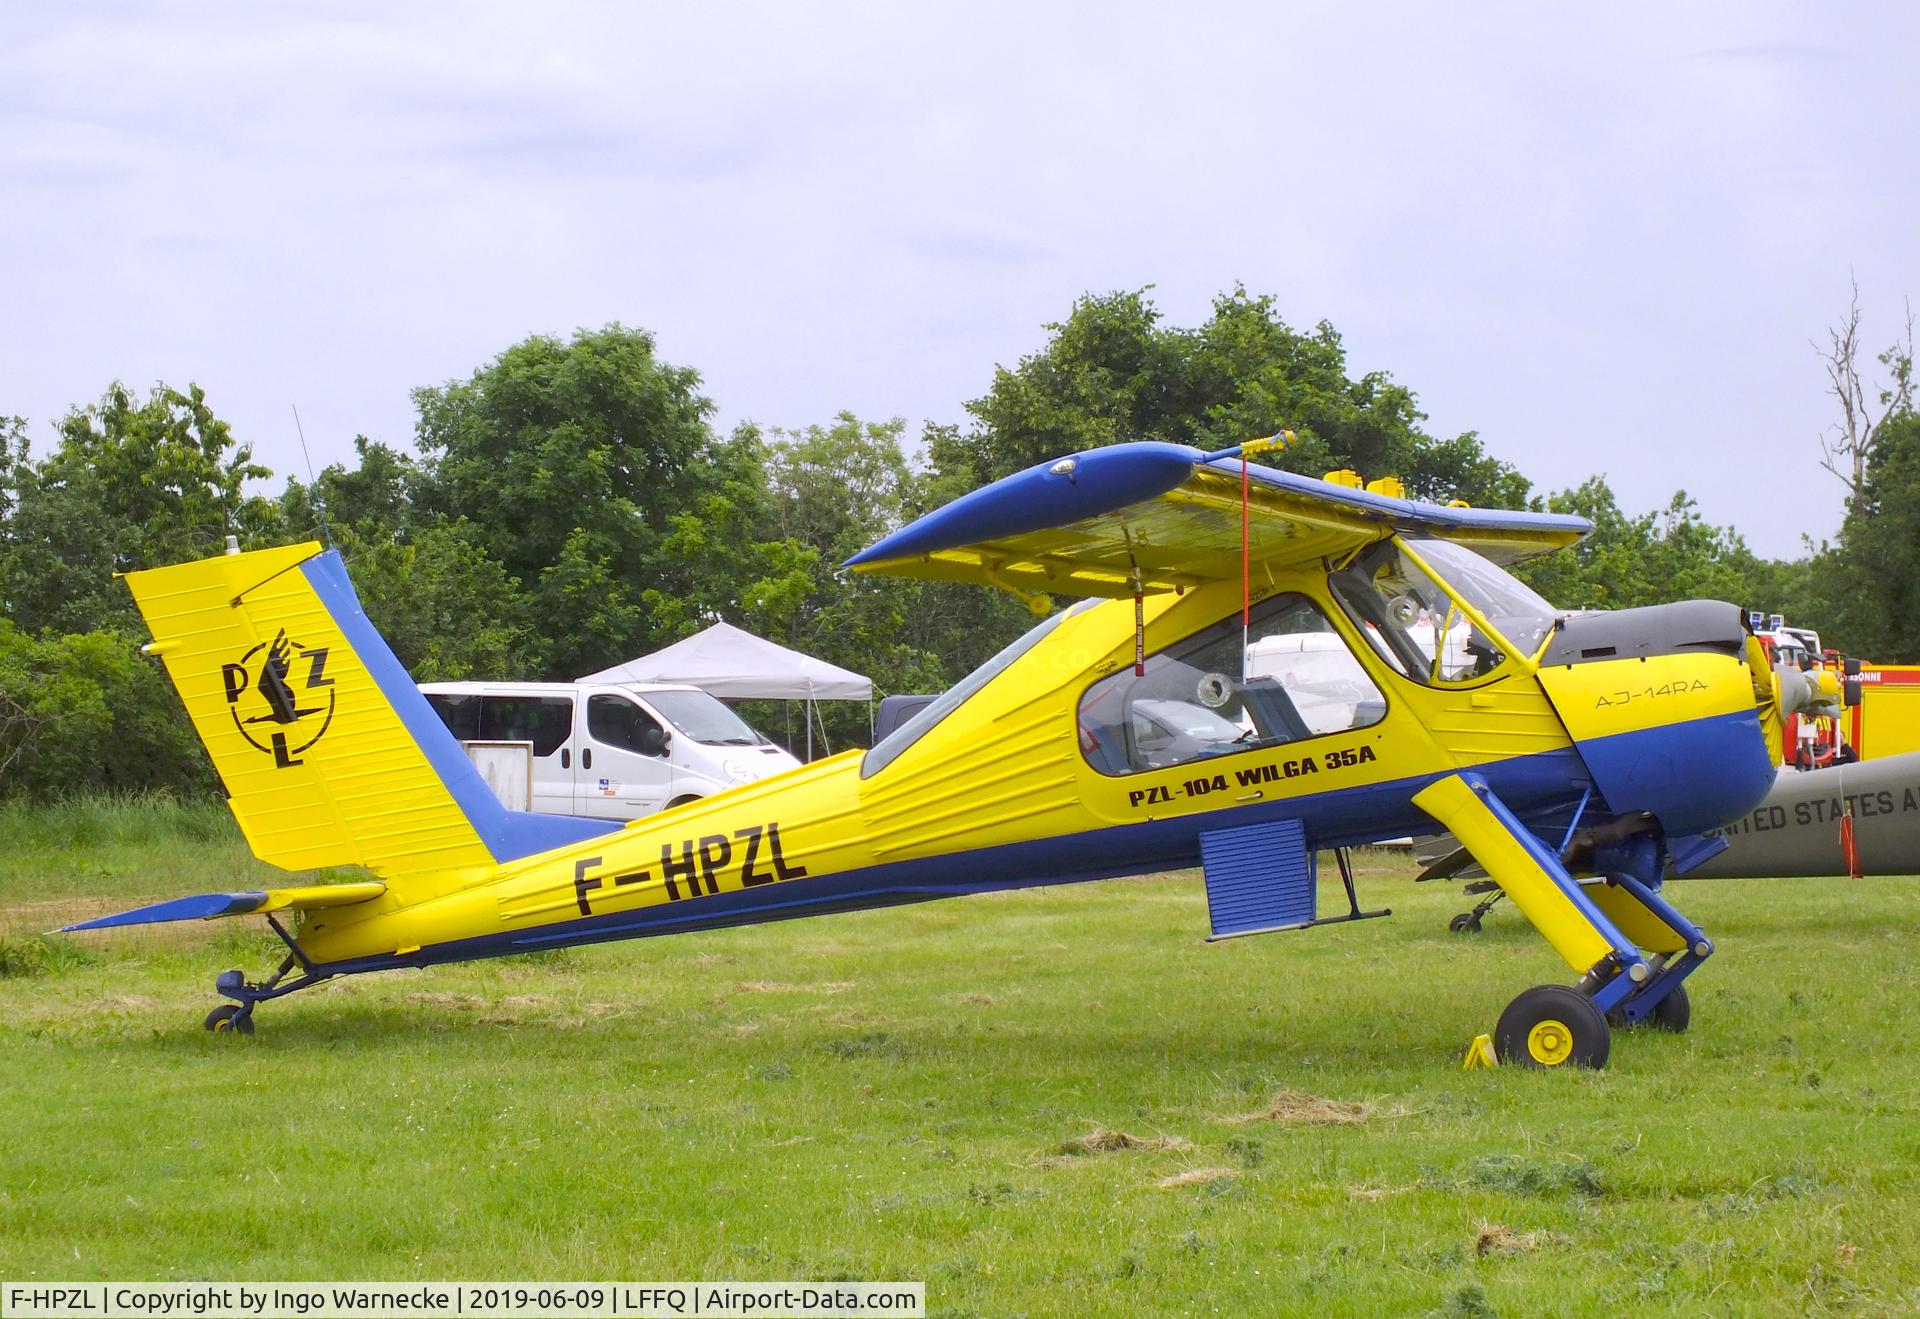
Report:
1079,594,1387,776
1329,537,1555,685
861,599,1097,778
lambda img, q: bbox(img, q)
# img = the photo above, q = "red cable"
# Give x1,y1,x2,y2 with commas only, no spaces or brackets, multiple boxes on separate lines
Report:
1241,449,1251,633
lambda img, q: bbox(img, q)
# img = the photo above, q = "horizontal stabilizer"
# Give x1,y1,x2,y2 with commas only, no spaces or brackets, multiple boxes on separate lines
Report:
60,881,386,932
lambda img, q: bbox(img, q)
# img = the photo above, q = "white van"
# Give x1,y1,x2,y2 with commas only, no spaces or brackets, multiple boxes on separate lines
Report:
418,682,802,820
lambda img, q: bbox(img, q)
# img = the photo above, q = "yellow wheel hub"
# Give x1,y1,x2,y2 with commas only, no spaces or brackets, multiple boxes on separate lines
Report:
1526,1018,1574,1066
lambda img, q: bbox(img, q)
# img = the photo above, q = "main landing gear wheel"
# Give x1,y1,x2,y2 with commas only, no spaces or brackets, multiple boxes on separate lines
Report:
1449,911,1482,934
204,1005,254,1036
1494,984,1609,1069
1607,983,1691,1033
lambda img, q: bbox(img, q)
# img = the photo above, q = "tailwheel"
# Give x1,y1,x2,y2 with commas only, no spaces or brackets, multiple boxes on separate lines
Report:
1608,983,1690,1033
204,1004,255,1036
1448,884,1503,934
1494,984,1609,1069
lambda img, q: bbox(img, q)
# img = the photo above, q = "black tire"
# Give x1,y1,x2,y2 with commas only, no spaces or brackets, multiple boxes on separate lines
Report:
1606,983,1691,1033
1449,912,1478,934
204,1004,254,1036
1650,983,1691,1032
1494,984,1609,1069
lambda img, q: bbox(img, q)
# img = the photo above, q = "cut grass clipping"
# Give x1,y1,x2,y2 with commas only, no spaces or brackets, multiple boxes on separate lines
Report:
1220,1087,1380,1126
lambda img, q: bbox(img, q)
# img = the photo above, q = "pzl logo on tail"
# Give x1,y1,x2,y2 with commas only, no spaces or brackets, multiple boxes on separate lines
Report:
222,629,336,767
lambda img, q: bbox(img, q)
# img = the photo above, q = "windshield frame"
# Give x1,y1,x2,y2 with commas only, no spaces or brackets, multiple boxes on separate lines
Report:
1405,537,1566,664
1396,537,1557,667
1330,535,1553,687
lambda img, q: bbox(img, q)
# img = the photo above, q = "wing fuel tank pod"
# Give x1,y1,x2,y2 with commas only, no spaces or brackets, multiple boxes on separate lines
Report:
1534,601,1777,838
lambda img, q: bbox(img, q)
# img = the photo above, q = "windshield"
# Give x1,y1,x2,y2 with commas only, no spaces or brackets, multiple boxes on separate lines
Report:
1330,537,1556,684
642,689,763,745
1407,538,1558,657
862,599,1095,778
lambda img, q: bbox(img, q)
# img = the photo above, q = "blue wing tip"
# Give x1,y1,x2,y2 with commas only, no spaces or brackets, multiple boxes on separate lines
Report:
847,440,1199,567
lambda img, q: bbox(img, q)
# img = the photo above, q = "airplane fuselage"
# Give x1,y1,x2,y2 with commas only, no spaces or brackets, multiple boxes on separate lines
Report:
294,569,1773,978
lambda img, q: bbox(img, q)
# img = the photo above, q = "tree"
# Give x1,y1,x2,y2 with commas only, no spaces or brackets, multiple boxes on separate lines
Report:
280,435,421,543
0,383,276,636
0,619,213,797
411,325,781,678
765,413,917,561
958,286,1530,506
1816,279,1915,519
329,520,534,681
1517,477,1785,614
0,415,25,528
1820,412,1920,660
757,414,951,742
49,381,276,562
277,438,535,679
918,286,1540,673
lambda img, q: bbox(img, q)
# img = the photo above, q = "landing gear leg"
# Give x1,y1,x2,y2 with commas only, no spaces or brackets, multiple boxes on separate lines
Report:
1415,774,1714,1070
1586,873,1712,1031
1609,981,1690,1032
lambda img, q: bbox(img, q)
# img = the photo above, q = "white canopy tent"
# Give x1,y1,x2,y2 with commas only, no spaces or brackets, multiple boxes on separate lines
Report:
578,621,873,758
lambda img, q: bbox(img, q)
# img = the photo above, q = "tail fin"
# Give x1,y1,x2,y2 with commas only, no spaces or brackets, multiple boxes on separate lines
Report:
125,542,613,900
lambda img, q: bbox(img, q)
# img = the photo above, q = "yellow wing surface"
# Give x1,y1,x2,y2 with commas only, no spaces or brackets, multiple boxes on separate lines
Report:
845,441,1588,597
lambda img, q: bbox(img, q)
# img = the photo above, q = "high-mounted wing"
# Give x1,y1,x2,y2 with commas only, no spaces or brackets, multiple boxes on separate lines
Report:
846,441,1590,599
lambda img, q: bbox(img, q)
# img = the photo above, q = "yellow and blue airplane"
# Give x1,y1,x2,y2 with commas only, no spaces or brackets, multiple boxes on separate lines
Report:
64,437,1792,1068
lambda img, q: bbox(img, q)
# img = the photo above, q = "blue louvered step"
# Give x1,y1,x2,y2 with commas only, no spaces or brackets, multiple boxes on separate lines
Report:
1200,818,1316,939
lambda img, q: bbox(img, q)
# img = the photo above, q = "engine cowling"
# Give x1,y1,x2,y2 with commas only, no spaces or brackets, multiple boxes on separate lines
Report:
1535,601,1777,838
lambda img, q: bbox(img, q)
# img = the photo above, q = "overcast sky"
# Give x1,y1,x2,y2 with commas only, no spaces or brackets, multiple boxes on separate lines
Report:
4,3,1914,559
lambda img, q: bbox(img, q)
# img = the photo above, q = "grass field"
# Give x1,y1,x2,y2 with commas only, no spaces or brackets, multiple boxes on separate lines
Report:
3,797,1919,1316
